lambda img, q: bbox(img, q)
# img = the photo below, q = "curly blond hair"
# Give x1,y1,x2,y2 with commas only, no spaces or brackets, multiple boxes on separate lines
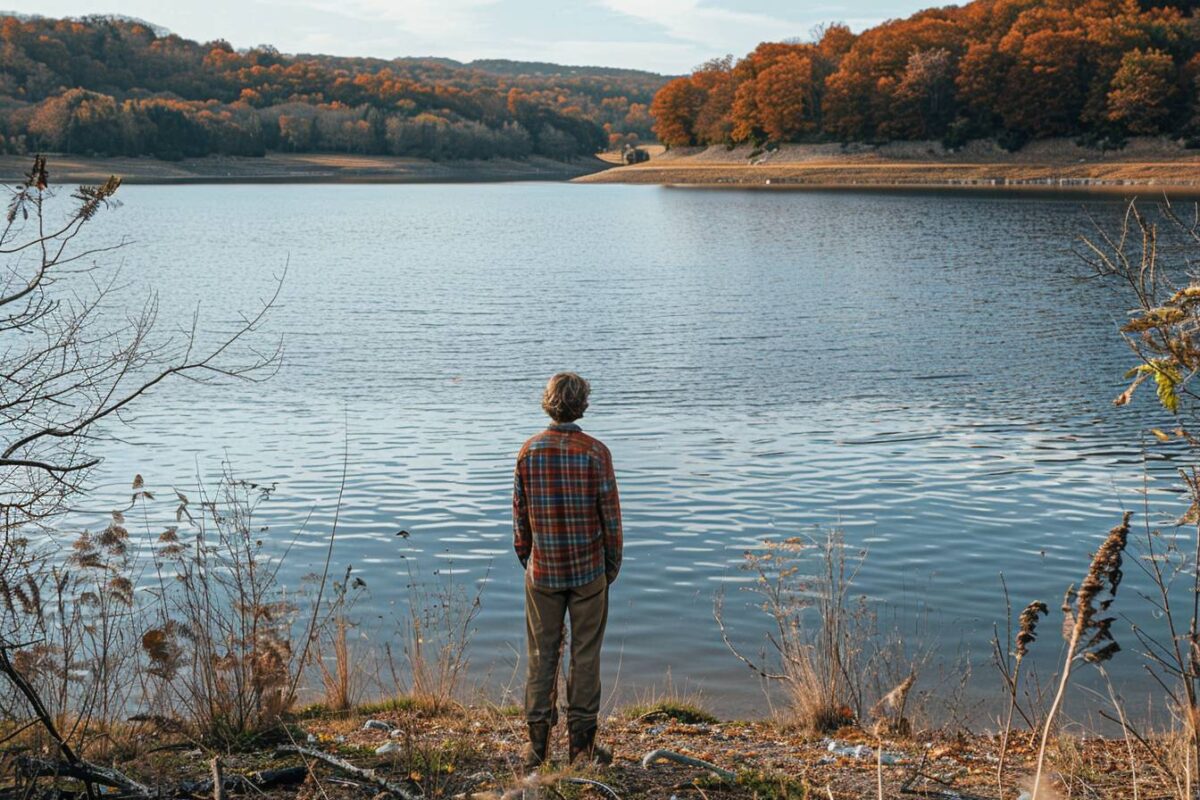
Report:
541,372,590,423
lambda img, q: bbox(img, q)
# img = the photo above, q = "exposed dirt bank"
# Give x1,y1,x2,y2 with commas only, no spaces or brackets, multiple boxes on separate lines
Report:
0,153,608,185
2,703,1166,799
575,137,1200,192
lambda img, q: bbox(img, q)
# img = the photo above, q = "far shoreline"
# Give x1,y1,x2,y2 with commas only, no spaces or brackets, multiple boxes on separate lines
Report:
574,136,1200,195
0,152,610,186
16,139,1200,195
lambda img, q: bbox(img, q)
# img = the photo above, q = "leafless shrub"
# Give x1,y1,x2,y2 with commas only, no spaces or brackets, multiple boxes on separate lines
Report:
715,528,916,733
141,472,304,745
1080,199,1200,792
0,511,145,757
0,155,283,752
387,557,485,713
0,156,281,537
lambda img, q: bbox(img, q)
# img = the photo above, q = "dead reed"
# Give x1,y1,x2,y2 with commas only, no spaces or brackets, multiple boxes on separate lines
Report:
1030,511,1131,800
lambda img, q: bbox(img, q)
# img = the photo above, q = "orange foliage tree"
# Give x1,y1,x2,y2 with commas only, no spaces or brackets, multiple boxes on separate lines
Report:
650,77,707,147
1106,48,1179,133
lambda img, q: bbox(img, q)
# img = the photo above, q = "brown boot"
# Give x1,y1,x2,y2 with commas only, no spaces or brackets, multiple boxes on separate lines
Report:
522,722,551,770
568,723,612,766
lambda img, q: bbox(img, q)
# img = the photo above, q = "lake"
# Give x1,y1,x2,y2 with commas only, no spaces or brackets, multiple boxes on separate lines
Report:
59,182,1186,720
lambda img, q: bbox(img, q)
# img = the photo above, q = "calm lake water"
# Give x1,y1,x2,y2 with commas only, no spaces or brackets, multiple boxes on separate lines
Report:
60,182,1190,720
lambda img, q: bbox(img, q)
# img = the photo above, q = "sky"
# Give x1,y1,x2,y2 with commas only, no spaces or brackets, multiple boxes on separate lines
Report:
8,0,935,74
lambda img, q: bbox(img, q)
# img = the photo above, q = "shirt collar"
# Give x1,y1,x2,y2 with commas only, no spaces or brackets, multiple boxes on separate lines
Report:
548,422,581,433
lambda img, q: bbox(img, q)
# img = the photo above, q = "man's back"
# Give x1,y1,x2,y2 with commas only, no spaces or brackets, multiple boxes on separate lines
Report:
514,372,621,768
513,421,622,590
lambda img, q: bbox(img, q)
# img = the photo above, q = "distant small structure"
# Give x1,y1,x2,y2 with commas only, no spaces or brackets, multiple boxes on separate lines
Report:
621,144,650,165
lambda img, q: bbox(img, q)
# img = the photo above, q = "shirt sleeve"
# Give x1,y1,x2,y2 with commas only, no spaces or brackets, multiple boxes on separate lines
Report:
513,460,532,566
597,448,623,582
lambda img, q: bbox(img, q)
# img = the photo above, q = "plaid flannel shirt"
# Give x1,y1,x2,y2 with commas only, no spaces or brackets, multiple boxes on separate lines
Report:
513,422,623,590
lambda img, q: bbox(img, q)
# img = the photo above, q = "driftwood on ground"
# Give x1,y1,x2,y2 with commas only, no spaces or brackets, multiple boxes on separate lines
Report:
11,757,310,799
641,748,736,781
13,756,152,797
178,765,309,796
276,744,422,800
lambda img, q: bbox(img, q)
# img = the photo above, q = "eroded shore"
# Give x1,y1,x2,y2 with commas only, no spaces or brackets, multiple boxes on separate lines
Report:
575,137,1200,192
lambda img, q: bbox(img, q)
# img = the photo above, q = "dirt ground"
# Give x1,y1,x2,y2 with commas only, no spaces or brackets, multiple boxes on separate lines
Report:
11,704,1164,800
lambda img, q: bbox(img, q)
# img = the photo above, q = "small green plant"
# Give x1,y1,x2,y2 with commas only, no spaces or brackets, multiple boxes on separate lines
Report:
623,699,718,724
622,669,717,723
357,694,445,717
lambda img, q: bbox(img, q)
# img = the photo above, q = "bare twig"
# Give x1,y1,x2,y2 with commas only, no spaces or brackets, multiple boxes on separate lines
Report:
275,744,422,800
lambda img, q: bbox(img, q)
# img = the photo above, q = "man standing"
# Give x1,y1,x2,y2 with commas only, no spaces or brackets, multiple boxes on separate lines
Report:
513,372,623,769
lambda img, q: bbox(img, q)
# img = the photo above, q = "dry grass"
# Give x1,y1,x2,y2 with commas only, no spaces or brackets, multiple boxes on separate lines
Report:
383,561,484,713
620,671,717,724
715,528,897,734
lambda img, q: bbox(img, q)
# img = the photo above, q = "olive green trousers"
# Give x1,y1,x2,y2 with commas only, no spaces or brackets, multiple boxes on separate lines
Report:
524,572,609,729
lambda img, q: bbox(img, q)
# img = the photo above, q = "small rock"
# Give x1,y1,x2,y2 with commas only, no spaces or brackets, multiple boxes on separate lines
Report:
375,741,400,755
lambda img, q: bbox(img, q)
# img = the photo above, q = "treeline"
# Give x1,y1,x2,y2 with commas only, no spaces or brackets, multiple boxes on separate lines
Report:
0,14,664,161
651,0,1200,150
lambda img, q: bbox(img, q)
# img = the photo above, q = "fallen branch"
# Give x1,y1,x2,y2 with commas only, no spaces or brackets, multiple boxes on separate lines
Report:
275,744,421,800
0,645,103,800
641,749,736,781
14,756,151,797
179,766,308,795
211,757,224,800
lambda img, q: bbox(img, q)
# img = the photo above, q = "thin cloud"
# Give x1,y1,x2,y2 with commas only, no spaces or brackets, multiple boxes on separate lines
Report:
284,0,499,40
470,37,700,73
597,0,803,49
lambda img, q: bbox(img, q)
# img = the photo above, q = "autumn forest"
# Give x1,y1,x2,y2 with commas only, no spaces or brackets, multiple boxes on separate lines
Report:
652,0,1200,151
10,0,1200,164
0,14,662,162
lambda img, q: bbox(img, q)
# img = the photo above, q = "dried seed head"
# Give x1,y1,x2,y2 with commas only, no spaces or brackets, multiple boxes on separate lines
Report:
1016,600,1049,660
871,671,917,720
1069,511,1132,665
